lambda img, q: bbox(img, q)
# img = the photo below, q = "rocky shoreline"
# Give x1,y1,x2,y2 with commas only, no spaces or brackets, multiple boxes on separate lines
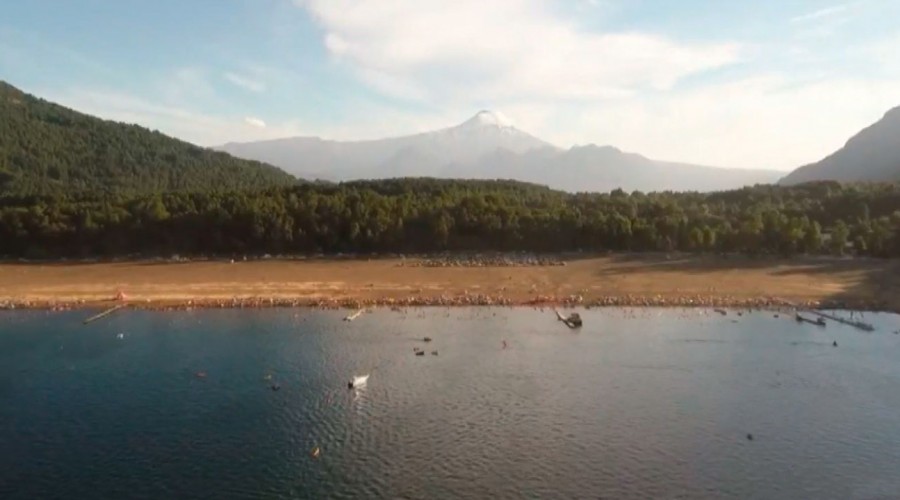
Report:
397,255,566,268
0,294,888,313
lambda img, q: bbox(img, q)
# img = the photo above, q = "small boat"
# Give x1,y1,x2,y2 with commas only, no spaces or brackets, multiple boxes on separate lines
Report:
555,310,582,328
423,337,433,342
431,350,438,356
194,371,207,379
415,351,425,356
311,446,320,458
348,374,369,388
344,309,365,322
270,383,281,391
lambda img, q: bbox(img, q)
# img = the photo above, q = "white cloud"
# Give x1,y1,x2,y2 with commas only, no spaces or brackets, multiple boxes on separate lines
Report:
244,116,267,128
225,72,267,92
161,67,216,102
297,0,740,102
40,87,304,146
789,2,861,38
512,76,900,171
791,4,849,23
862,35,900,73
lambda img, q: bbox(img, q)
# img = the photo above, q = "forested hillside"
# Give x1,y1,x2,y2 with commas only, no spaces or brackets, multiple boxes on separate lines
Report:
0,81,296,196
1,178,898,258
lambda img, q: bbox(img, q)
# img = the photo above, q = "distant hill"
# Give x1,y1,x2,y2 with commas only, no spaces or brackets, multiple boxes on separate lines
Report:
781,106,900,185
441,144,780,193
0,81,296,196
218,110,782,193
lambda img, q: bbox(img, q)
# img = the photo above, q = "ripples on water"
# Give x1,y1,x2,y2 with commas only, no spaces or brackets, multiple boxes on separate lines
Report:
1,308,900,499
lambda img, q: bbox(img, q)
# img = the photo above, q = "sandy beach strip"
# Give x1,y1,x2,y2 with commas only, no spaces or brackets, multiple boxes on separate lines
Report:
0,254,898,312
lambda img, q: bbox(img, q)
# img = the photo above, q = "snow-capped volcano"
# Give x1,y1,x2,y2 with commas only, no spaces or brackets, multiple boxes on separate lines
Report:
217,111,781,192
461,110,516,129
218,111,555,180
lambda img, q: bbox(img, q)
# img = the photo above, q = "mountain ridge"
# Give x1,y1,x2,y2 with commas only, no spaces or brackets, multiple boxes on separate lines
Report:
780,106,900,185
218,111,782,192
0,81,296,196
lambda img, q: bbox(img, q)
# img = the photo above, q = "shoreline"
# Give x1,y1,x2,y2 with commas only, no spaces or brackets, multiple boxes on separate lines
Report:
1,255,897,312
0,294,888,314
0,300,874,312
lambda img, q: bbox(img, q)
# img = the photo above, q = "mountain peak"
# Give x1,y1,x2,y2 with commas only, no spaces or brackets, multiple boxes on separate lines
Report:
461,110,515,129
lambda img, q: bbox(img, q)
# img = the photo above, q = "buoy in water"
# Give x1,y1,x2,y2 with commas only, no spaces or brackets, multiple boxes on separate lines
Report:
746,433,754,441
833,341,838,347
270,383,281,391
311,446,320,459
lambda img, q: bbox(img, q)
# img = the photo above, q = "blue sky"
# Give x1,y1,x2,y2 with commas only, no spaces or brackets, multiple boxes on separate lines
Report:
2,0,899,170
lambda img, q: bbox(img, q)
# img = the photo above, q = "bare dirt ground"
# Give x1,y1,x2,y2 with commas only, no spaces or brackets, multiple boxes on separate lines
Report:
0,255,898,311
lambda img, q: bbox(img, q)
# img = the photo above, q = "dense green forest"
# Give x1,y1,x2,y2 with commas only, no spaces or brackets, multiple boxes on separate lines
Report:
0,81,296,195
1,178,899,258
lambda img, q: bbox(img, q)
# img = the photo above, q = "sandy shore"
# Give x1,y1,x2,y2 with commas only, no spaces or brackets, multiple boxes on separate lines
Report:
1,254,898,311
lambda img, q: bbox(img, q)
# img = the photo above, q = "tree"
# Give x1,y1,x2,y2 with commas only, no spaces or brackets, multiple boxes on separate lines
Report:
804,221,822,254
701,225,716,250
1,178,900,258
831,220,850,255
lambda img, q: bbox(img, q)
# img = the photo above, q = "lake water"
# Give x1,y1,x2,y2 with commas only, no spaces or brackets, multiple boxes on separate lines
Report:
1,308,900,499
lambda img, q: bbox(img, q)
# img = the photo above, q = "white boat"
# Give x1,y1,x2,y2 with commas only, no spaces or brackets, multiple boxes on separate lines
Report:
348,374,369,388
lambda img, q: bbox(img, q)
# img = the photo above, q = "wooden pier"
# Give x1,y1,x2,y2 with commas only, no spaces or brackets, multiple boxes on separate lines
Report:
808,310,874,332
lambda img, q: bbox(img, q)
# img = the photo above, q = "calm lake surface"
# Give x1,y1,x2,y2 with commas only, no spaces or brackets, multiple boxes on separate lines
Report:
2,308,900,499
